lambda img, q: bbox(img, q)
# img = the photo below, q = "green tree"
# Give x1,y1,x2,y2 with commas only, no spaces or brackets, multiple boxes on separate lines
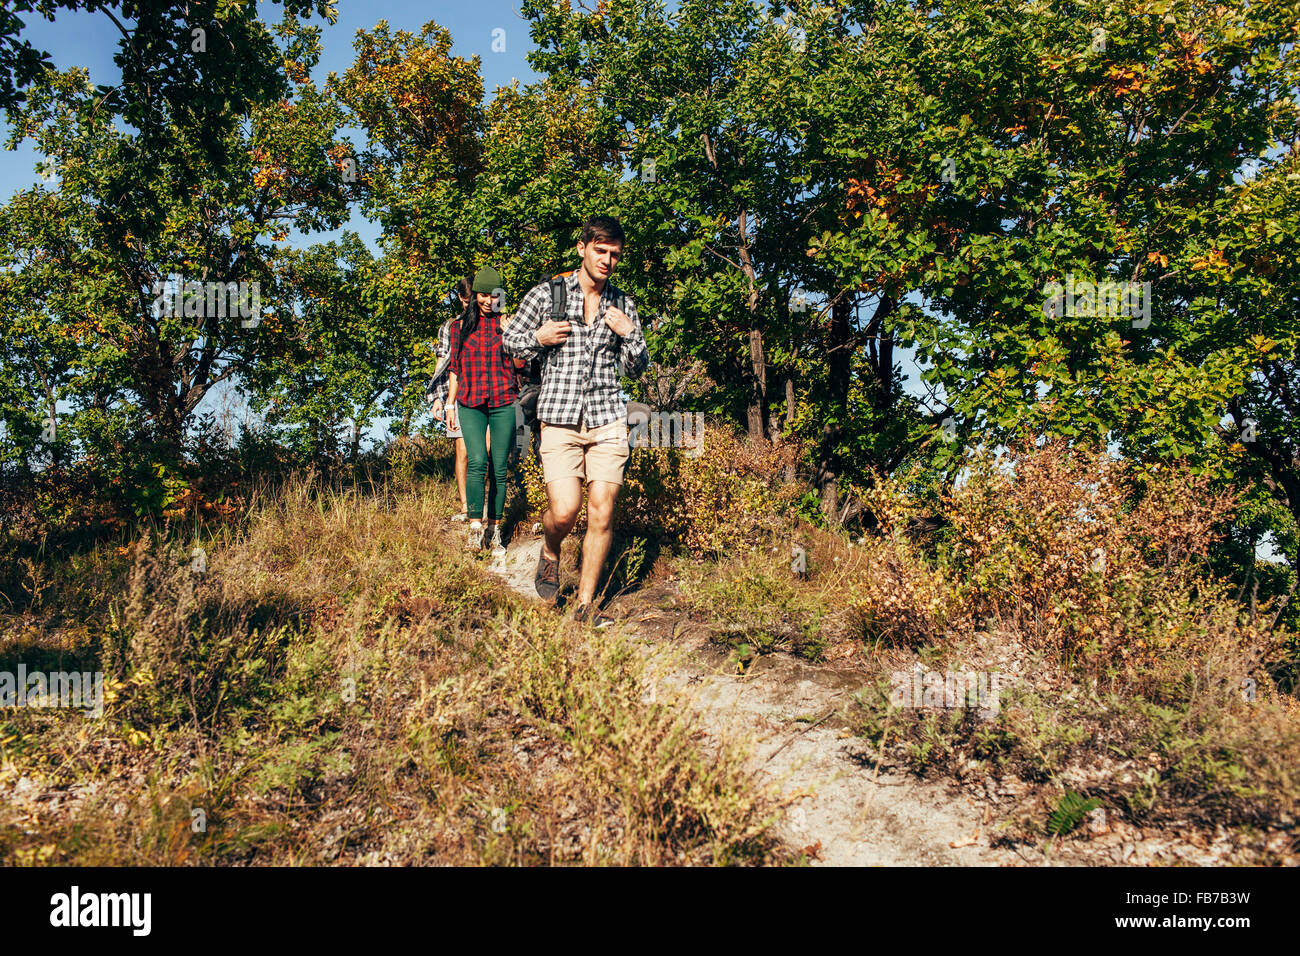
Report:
0,1,349,502
238,233,384,464
329,19,485,437
805,0,1300,479
524,0,825,442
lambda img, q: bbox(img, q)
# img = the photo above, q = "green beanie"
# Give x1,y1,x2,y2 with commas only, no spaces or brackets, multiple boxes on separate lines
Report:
471,265,503,294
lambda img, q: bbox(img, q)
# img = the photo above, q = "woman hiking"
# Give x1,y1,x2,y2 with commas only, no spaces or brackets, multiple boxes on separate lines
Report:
446,265,522,555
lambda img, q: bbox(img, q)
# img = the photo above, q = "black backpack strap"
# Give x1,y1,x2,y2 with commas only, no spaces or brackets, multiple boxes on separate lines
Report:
549,275,567,324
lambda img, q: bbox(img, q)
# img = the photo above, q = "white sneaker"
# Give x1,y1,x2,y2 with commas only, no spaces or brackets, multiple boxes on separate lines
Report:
450,511,468,523
466,521,484,550
489,525,506,556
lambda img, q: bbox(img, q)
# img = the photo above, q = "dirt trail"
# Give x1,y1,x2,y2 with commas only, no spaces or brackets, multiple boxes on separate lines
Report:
489,534,1276,865
488,535,1034,866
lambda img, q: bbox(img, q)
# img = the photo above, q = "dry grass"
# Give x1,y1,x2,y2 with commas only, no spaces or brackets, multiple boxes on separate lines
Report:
0,469,790,866
5,429,1298,860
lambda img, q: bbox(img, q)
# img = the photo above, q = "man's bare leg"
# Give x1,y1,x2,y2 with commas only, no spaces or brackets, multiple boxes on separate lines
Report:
577,480,620,607
543,476,584,563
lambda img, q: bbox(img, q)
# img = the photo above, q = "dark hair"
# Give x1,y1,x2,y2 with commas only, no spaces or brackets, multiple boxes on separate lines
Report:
453,276,472,302
580,215,626,247
452,280,504,366
453,295,480,367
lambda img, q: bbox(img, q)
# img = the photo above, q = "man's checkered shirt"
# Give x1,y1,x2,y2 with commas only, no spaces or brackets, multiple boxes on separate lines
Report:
501,273,649,428
427,318,453,406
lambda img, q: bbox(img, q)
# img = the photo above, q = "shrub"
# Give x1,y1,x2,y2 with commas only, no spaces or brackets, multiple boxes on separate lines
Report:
934,439,1254,676
843,532,963,648
837,441,1300,829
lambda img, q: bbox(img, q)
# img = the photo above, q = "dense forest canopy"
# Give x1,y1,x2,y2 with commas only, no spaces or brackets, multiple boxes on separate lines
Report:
0,0,1297,586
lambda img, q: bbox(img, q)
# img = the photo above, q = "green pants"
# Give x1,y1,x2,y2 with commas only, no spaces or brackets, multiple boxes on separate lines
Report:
460,403,514,521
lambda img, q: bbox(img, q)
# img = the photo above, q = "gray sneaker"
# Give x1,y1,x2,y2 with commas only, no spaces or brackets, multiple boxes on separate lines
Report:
489,525,506,556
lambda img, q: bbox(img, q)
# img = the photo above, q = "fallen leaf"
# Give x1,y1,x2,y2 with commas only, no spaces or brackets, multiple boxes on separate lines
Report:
950,818,984,848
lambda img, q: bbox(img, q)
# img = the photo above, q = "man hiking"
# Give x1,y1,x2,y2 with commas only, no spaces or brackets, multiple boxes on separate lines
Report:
502,215,649,626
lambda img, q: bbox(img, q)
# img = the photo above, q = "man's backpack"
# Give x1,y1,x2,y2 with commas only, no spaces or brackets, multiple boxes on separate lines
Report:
516,271,573,422
546,269,573,329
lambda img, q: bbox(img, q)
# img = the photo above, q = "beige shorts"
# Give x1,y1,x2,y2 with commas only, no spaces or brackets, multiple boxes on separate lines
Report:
539,419,630,486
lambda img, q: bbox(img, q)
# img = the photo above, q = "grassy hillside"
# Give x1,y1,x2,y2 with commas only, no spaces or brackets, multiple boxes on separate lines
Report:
2,429,1297,864
0,459,790,865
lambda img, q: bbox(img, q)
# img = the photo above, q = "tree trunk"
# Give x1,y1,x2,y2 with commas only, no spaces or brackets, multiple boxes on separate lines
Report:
157,406,187,463
136,330,187,463
829,297,853,415
864,294,896,416
784,377,796,483
38,370,61,471
736,206,767,442
747,328,766,441
815,423,842,523
820,466,838,518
